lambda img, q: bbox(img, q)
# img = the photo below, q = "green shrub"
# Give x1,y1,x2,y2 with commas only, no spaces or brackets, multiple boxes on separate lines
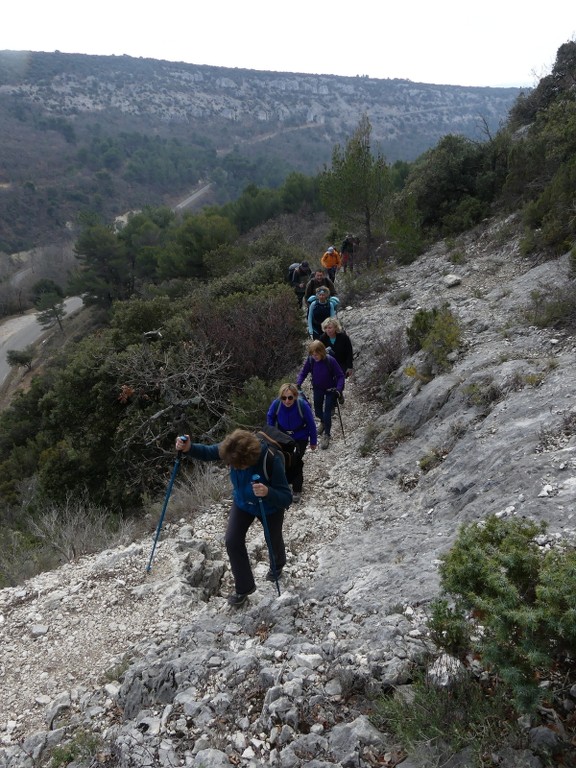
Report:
407,305,461,371
427,597,471,658
359,423,379,457
448,249,466,265
228,376,277,430
523,285,576,329
372,668,523,768
363,326,406,396
387,193,426,265
407,308,439,353
422,306,461,370
418,448,444,473
378,424,413,455
336,267,392,305
462,379,503,411
442,196,488,234
388,288,411,305
433,514,576,712
49,729,102,767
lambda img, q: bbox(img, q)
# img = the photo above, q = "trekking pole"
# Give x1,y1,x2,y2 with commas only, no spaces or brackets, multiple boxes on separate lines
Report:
335,398,346,443
145,436,187,572
252,474,281,596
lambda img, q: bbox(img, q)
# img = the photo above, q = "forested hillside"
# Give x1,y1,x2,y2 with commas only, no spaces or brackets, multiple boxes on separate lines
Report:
0,49,520,251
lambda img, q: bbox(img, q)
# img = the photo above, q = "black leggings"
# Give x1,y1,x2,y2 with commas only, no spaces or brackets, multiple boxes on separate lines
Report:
285,439,308,492
225,503,286,594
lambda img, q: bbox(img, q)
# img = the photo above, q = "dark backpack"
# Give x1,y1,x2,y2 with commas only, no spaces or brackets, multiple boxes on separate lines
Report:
287,262,301,284
256,425,298,480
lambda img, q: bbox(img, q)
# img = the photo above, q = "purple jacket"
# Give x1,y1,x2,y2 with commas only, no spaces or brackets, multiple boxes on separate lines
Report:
296,355,345,393
266,397,318,446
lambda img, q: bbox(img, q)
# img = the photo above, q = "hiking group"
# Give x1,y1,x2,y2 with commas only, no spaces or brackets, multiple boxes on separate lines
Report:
173,244,354,607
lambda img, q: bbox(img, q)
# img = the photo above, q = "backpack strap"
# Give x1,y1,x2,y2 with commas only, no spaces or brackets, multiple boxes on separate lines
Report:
323,354,339,386
273,397,306,433
264,448,275,481
257,436,278,482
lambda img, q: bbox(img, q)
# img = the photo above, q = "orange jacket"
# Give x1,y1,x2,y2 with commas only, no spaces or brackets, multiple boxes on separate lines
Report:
321,249,341,270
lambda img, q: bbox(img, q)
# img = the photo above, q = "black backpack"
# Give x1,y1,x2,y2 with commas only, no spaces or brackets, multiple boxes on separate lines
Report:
287,262,301,284
256,425,298,480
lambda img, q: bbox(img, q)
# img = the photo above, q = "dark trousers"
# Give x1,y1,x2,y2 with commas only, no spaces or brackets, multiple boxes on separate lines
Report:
313,389,337,437
285,439,308,492
225,503,286,593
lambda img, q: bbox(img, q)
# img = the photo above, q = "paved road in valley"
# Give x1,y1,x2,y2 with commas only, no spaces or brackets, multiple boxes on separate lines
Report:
0,296,83,385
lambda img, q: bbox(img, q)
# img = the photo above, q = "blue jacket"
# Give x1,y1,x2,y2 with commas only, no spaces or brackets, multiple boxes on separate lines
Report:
307,295,339,336
184,441,292,516
266,396,318,446
296,355,345,393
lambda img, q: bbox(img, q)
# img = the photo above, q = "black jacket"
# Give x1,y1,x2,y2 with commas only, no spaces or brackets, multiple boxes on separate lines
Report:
304,276,336,301
319,331,354,373
291,265,312,291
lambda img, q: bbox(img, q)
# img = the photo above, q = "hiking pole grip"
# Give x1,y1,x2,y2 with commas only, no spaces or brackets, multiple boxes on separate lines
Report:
252,474,281,596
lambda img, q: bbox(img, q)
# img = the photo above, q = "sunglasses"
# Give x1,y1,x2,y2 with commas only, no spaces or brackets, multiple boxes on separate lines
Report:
281,395,295,401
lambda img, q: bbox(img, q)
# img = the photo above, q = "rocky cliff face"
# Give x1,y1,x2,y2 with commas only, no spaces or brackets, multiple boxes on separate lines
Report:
0,50,520,163
0,50,522,251
1,214,575,767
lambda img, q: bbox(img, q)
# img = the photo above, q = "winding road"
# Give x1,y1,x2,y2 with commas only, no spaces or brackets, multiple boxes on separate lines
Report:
0,296,83,385
0,182,210,388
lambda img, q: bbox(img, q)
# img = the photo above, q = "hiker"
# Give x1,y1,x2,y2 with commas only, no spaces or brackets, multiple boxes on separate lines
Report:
289,260,312,308
320,246,341,282
267,383,317,504
304,269,337,302
296,340,345,450
340,234,357,274
307,286,340,340
175,429,292,607
319,317,354,378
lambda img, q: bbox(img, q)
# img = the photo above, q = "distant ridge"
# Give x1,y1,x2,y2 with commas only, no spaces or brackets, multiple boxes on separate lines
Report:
0,50,521,160
0,50,521,250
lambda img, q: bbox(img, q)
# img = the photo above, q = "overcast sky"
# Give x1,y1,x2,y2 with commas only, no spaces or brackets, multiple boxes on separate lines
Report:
2,1,574,88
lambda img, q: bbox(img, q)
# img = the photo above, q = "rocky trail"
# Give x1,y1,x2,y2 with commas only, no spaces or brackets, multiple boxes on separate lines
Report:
1,215,576,767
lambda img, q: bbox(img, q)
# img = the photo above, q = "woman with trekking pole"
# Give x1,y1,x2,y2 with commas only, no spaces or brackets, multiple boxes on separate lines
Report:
175,429,291,607
296,340,345,451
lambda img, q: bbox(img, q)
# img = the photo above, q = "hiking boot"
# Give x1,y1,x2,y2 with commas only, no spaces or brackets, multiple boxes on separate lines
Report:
320,434,330,450
292,491,302,504
227,585,256,607
317,422,325,435
266,566,283,582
